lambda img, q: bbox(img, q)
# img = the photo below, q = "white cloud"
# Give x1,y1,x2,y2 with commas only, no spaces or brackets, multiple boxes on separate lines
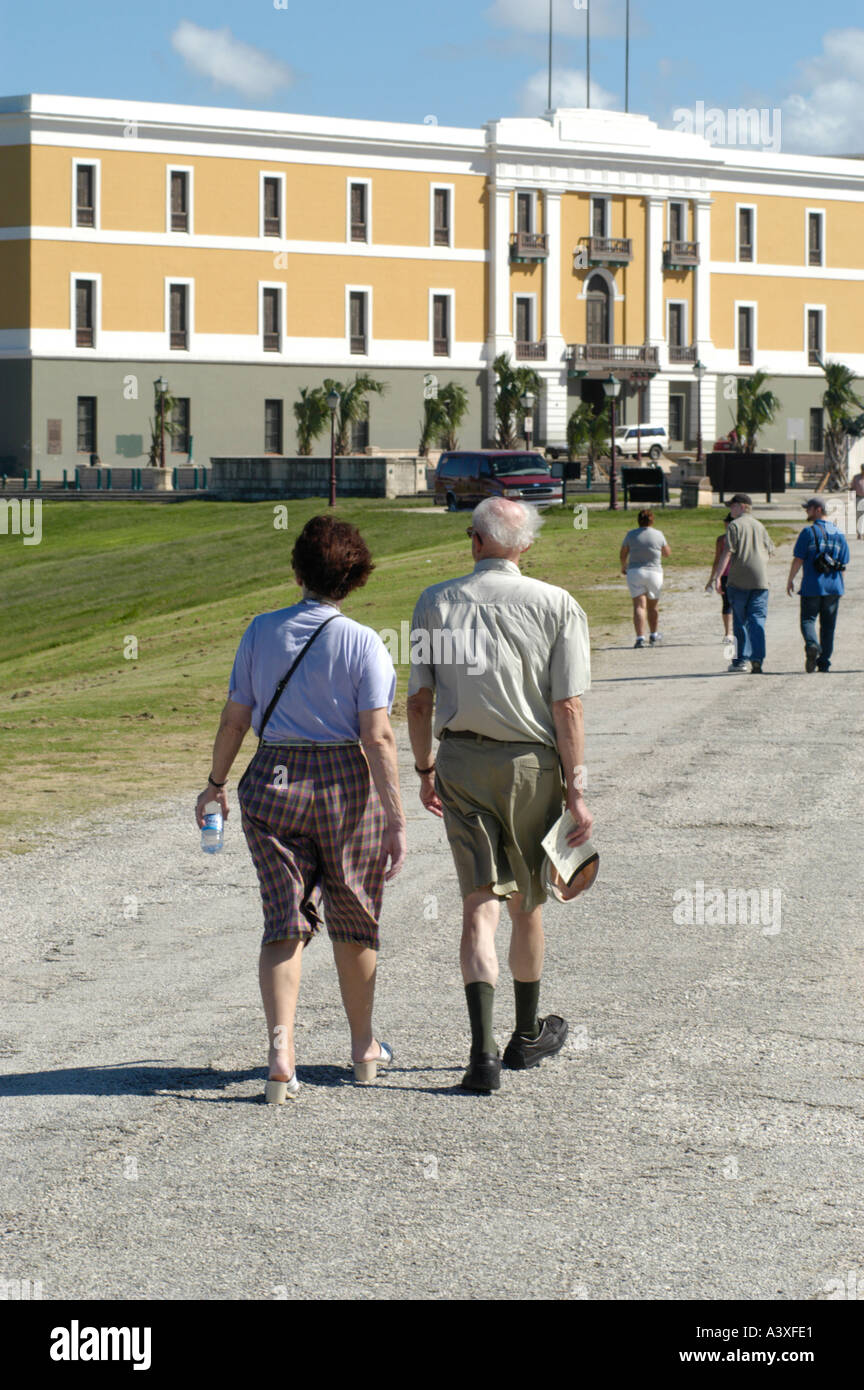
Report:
781,28,864,153
518,67,617,115
486,0,624,41
170,21,294,100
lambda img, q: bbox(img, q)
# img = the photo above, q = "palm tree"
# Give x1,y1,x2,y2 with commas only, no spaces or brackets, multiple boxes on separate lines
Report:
292,387,330,456
819,359,864,489
437,382,470,451
492,354,542,448
735,371,782,453
323,374,387,454
567,400,611,473
147,381,183,466
419,396,449,457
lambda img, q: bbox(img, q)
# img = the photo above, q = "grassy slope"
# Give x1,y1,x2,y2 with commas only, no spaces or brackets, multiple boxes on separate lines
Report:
0,499,794,852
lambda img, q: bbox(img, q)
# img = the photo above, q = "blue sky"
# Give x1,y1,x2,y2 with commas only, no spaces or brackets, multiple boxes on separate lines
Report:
2,0,864,153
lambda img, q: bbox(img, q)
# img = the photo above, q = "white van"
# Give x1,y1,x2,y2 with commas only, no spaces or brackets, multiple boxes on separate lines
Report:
613,424,668,460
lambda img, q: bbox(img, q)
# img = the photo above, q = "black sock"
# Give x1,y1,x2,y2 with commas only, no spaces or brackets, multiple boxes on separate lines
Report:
514,979,541,1038
464,982,496,1055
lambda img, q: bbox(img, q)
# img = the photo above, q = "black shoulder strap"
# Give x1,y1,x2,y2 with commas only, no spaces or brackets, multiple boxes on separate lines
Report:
258,613,341,747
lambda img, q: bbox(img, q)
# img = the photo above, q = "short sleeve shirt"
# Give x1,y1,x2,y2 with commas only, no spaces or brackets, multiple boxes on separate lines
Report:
229,600,396,742
726,512,775,589
407,558,591,745
624,526,666,570
792,521,849,597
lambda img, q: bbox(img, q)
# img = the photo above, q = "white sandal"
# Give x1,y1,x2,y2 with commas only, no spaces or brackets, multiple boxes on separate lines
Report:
352,1042,393,1085
264,1074,301,1104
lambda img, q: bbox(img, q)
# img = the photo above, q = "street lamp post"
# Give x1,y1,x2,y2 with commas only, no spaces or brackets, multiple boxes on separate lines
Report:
521,391,535,451
154,376,168,468
602,374,622,510
327,388,340,507
694,359,707,464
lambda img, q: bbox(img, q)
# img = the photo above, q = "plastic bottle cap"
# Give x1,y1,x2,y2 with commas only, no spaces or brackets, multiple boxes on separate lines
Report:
204,802,220,814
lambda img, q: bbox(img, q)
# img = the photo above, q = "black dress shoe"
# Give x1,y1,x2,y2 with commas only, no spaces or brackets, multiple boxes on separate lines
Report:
502,1015,569,1070
460,1051,501,1092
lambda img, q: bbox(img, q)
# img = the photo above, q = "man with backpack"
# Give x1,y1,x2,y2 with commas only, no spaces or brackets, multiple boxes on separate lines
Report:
786,497,851,673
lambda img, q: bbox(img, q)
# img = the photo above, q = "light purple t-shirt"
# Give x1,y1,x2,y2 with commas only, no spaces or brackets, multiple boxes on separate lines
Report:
228,599,396,742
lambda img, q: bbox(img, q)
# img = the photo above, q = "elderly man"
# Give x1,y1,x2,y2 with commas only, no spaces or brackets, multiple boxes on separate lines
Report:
406,496,593,1093
787,496,850,672
706,492,775,673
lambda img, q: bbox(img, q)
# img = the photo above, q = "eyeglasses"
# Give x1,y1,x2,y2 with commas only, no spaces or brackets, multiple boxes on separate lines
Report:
466,527,481,540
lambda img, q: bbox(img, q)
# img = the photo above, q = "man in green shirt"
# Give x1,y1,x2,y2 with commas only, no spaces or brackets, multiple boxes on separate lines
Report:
706,493,775,673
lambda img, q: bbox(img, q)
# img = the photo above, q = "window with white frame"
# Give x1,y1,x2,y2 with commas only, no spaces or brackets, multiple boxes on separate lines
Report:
808,211,825,267
668,201,686,243
737,305,755,365
515,295,534,344
262,286,282,352
737,206,755,262
169,168,192,233
807,307,824,365
74,161,98,228
591,197,609,239
432,186,452,247
349,290,369,353
262,175,284,238
349,182,370,242
432,293,451,356
667,301,686,347
75,278,96,347
516,191,534,234
169,283,190,350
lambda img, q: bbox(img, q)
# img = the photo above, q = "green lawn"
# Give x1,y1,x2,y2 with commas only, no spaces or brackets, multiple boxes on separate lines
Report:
0,498,794,853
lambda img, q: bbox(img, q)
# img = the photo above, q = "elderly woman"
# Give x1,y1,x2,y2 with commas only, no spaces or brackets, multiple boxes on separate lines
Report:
620,508,671,648
195,515,406,1102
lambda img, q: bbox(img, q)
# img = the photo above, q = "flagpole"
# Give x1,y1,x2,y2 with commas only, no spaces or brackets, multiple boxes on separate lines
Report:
548,0,553,111
625,0,631,112
586,0,591,110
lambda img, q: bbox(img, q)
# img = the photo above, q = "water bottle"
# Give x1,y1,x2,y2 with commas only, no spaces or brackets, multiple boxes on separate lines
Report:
201,801,224,854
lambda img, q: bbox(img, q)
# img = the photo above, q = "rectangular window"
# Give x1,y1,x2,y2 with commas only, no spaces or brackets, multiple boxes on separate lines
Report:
432,294,450,355
349,291,367,353
77,397,96,454
76,164,95,227
264,400,283,454
433,188,451,246
350,415,370,452
669,202,684,242
171,398,190,453
738,306,754,365
668,303,685,347
810,407,824,452
738,208,754,261
75,279,94,347
171,171,189,232
516,192,533,234
262,287,281,351
515,296,532,343
47,419,63,455
591,198,607,239
263,177,281,237
169,284,188,350
808,212,824,267
350,183,368,241
807,309,823,365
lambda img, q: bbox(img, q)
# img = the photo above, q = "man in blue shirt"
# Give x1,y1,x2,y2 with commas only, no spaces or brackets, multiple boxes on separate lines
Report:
786,497,850,672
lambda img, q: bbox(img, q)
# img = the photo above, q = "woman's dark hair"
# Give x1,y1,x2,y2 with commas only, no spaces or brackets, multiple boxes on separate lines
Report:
291,515,374,600
638,509,654,528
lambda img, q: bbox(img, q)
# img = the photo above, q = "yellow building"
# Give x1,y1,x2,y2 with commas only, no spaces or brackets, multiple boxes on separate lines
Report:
2,95,864,475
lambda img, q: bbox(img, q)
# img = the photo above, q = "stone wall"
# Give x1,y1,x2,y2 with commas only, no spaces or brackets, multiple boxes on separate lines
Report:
208,456,428,500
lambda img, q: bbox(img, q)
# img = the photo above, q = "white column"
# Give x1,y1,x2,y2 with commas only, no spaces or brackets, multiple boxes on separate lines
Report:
645,197,666,356
486,183,515,444
693,197,713,355
540,188,567,444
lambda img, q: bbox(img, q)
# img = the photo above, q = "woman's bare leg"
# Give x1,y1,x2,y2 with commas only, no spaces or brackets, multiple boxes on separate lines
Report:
259,938,303,1080
332,940,381,1063
633,595,647,636
646,597,660,634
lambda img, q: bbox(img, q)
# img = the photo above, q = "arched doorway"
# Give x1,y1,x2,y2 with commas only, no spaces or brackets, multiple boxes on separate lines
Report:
586,274,611,344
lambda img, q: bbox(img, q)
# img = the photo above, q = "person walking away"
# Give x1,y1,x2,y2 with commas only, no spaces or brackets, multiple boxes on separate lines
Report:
620,509,671,649
706,493,775,674
711,513,734,658
406,497,593,1094
195,515,406,1103
849,464,864,542
786,496,850,672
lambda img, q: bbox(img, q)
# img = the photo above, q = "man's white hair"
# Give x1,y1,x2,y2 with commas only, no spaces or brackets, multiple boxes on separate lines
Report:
472,496,543,550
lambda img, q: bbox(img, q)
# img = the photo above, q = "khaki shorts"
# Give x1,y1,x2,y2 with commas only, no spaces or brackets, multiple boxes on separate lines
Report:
435,733,564,911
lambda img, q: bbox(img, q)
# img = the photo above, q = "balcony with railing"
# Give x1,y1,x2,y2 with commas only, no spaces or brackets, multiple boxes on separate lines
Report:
510,231,549,262
568,343,659,374
585,236,633,265
663,240,700,269
515,341,547,361
669,344,698,363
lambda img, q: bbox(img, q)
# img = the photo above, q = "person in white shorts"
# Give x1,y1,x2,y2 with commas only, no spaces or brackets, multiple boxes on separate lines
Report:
620,508,671,648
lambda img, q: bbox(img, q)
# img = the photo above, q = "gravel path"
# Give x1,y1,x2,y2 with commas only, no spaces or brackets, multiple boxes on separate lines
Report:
2,513,862,1301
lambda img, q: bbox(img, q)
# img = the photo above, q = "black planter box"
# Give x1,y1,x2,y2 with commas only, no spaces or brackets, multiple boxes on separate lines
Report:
707,452,786,499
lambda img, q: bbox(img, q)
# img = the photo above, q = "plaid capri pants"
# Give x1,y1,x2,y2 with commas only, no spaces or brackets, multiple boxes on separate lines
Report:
237,742,387,949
